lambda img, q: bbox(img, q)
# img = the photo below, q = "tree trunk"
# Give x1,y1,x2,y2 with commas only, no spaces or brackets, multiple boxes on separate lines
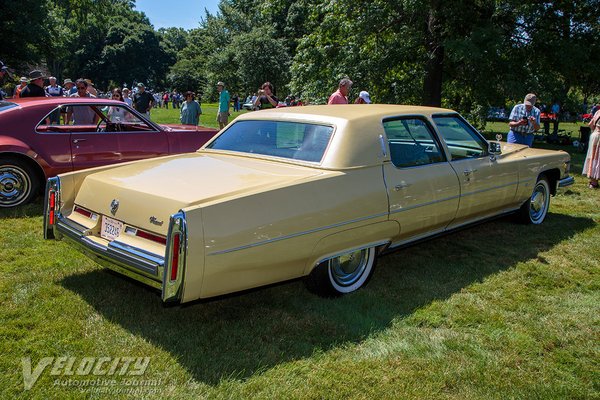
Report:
422,4,443,107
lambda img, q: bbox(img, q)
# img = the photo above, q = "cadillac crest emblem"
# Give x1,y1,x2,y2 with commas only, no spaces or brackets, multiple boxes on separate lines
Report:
110,199,119,215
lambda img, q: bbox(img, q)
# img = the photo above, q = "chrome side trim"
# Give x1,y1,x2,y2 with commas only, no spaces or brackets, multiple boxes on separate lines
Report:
390,194,461,215
557,176,574,188
207,211,389,256
460,180,521,199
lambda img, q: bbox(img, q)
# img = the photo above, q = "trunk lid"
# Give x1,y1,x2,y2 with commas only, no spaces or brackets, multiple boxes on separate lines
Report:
73,152,323,234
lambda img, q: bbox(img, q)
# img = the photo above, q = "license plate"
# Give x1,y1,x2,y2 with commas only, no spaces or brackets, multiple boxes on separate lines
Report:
101,216,123,241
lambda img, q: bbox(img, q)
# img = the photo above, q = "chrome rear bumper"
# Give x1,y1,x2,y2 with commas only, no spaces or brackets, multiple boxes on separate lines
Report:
55,215,164,290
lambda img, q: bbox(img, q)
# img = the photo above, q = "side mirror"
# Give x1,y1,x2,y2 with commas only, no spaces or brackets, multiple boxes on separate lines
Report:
488,141,502,160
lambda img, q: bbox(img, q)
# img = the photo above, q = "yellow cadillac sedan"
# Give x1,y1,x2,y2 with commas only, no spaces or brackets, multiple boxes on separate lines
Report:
44,105,574,304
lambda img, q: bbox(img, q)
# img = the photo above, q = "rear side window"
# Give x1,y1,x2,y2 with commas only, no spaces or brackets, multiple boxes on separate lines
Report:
383,117,445,168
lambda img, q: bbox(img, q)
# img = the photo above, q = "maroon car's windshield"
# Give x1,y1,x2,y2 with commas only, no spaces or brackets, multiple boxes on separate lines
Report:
0,101,18,112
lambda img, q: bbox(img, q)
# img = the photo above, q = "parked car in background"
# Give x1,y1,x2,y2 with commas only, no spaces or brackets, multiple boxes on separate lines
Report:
0,98,218,207
45,105,573,304
487,107,508,121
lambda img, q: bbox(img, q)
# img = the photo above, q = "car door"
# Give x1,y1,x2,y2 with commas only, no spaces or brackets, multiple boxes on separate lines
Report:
70,104,169,168
382,117,461,244
432,114,519,228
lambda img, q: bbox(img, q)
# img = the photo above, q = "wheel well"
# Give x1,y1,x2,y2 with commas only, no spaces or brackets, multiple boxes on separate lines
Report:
0,152,47,194
540,169,560,196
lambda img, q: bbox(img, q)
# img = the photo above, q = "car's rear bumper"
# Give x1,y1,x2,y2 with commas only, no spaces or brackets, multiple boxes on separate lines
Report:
55,215,164,290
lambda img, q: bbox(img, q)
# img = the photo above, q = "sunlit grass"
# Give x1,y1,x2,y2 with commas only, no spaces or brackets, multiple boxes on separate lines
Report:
0,118,598,399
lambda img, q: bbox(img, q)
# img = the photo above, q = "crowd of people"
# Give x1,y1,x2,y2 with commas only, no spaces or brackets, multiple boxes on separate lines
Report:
0,61,597,189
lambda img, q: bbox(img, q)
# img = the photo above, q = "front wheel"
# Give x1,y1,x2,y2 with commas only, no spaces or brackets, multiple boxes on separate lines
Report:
0,158,40,208
305,246,377,297
518,176,551,224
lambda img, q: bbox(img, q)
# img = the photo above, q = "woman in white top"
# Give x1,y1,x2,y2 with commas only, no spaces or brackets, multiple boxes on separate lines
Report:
107,88,129,122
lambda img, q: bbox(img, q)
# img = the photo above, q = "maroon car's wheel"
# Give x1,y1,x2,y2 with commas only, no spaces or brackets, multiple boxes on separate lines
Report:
0,158,39,208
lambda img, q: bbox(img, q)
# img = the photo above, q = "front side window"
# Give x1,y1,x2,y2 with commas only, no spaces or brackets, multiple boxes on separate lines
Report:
36,104,152,133
207,120,334,163
383,117,445,168
433,115,487,160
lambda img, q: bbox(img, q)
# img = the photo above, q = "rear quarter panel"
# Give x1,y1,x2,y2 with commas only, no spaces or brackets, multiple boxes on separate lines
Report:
182,166,394,300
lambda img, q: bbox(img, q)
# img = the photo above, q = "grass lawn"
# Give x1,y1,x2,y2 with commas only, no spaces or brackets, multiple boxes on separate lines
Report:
149,102,247,129
0,114,598,399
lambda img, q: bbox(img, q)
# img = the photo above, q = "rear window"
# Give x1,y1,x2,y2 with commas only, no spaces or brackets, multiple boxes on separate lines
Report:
0,101,18,112
207,120,334,163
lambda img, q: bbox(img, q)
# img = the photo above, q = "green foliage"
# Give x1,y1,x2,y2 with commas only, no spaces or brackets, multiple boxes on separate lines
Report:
2,0,599,114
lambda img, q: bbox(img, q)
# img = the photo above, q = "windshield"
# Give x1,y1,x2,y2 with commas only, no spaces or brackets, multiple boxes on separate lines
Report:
207,120,334,163
0,101,18,113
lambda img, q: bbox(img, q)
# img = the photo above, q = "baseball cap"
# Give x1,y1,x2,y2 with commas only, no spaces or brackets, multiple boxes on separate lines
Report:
137,82,145,88
217,81,225,86
524,93,537,106
359,91,372,104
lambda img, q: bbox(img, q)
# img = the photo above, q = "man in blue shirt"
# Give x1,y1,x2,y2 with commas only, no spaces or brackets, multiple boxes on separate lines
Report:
216,81,230,129
508,93,541,147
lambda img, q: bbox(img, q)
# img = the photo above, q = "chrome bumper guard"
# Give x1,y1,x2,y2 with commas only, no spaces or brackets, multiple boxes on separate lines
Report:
55,215,165,291
558,176,575,188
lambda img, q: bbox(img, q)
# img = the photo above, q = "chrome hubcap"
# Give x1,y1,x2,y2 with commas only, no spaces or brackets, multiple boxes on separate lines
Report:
529,184,547,222
0,166,30,206
330,249,369,287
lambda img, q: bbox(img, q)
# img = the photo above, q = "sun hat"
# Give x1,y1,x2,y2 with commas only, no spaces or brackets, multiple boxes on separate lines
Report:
28,70,45,80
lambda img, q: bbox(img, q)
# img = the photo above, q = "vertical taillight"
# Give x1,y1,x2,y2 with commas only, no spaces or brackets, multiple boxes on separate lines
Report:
48,191,56,226
162,211,187,303
170,233,181,281
44,177,61,239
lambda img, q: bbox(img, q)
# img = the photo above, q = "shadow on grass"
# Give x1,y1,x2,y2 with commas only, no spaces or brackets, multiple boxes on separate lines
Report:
0,200,43,219
60,212,594,385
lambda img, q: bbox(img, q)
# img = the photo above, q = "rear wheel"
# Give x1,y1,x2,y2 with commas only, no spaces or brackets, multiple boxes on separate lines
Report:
0,157,40,208
518,176,550,225
305,246,377,297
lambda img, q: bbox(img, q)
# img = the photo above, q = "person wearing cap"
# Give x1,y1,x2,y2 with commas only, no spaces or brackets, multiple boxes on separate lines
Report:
46,76,64,97
133,83,154,118
354,90,372,104
328,78,353,105
180,91,202,126
14,77,28,98
216,81,230,129
122,87,133,106
0,61,10,100
507,93,541,147
20,70,48,98
63,79,77,96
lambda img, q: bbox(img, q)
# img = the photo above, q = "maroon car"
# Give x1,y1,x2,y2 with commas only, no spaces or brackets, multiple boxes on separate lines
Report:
0,97,218,207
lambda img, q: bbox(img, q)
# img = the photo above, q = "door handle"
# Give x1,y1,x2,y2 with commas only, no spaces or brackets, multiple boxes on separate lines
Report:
394,183,410,191
72,138,87,144
463,169,478,176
